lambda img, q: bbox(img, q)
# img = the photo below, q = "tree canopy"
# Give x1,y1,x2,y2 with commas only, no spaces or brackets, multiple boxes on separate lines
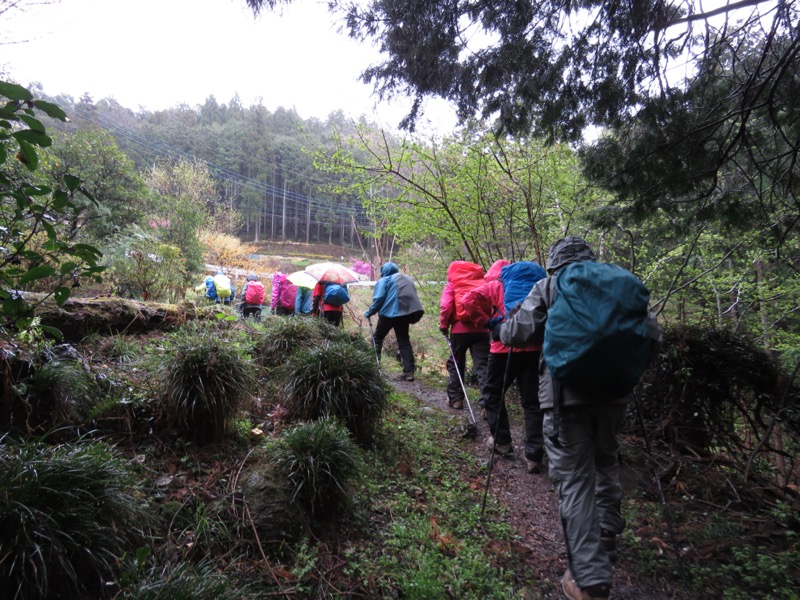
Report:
246,0,799,237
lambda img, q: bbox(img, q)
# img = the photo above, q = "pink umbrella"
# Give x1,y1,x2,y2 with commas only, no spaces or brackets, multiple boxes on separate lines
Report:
304,262,360,285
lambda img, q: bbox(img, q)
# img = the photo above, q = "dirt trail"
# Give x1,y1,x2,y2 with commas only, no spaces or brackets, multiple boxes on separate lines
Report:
391,376,687,600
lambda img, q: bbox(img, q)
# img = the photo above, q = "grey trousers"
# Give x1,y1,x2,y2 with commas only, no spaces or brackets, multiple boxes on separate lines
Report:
543,404,626,589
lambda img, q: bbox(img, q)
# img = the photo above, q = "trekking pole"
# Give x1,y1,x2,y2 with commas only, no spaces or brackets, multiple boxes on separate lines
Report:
366,316,381,369
633,390,689,587
445,335,477,424
481,349,513,519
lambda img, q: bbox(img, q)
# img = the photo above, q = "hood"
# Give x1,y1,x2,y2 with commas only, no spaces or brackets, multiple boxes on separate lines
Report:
246,273,258,281
381,262,399,277
486,259,511,281
545,236,596,274
205,275,214,283
273,272,286,283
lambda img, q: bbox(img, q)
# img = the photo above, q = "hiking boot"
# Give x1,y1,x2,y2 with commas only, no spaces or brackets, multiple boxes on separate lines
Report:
486,436,513,455
525,457,543,474
601,529,618,562
480,407,487,420
449,399,463,409
561,570,610,600
403,371,415,381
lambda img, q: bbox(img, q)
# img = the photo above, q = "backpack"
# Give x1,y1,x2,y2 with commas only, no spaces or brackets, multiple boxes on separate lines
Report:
543,261,652,399
500,261,547,315
323,283,350,307
213,274,232,299
245,280,265,305
203,277,217,301
447,261,484,322
278,280,297,309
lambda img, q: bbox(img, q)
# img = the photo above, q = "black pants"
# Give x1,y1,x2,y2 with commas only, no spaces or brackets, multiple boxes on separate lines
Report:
481,350,544,461
446,331,489,405
373,314,415,375
275,306,294,316
322,310,343,327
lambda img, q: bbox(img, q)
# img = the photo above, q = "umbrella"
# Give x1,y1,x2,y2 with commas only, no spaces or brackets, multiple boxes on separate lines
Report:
304,262,360,285
287,270,318,289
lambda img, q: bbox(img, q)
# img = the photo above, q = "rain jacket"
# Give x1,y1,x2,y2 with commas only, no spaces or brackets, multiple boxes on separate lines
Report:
499,236,661,409
462,259,538,354
439,263,488,334
364,262,424,319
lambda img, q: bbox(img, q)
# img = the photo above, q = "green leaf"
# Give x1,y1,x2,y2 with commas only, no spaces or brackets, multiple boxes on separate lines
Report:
60,261,78,275
15,139,38,171
42,220,56,240
19,265,57,284
0,81,33,101
12,129,52,147
18,114,45,132
33,100,68,121
53,286,70,306
63,174,81,192
52,189,70,210
39,324,64,339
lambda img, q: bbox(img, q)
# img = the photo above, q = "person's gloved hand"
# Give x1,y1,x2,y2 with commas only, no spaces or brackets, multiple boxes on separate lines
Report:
490,321,503,342
364,310,371,319
439,327,449,337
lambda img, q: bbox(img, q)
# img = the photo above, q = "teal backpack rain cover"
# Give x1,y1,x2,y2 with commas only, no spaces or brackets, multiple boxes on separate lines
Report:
544,261,652,399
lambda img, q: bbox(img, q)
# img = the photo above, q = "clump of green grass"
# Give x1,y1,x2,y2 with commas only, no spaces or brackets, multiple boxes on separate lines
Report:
119,558,254,600
269,418,363,519
254,317,343,368
0,438,154,600
158,326,255,445
13,359,98,431
283,339,388,445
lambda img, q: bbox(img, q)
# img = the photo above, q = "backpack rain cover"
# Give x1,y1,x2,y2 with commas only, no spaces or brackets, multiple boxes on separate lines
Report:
544,261,652,399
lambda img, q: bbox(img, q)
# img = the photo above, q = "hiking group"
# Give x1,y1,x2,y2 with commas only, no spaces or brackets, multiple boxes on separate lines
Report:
196,268,353,327
432,237,661,600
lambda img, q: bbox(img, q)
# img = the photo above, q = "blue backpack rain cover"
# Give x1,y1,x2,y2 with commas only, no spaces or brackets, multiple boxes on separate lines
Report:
324,283,350,307
500,261,547,315
544,261,652,399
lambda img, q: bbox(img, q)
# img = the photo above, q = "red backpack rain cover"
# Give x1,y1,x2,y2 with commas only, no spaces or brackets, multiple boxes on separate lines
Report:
447,261,485,322
245,281,266,305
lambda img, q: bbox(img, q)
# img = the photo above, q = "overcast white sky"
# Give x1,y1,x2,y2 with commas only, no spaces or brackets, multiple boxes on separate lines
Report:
1,0,457,133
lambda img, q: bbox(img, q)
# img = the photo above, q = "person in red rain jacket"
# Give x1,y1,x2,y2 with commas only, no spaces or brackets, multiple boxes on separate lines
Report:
462,259,546,473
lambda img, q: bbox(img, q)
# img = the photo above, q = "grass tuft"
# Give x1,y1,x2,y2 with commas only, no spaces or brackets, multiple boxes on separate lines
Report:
159,326,255,445
269,418,362,519
0,438,153,600
283,339,388,445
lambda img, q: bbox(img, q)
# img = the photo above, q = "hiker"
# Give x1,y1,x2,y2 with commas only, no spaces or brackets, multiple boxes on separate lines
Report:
195,275,217,303
439,261,490,409
312,280,350,326
270,271,297,316
239,273,265,321
295,286,313,316
497,236,662,600
206,271,235,305
462,259,548,473
363,262,424,381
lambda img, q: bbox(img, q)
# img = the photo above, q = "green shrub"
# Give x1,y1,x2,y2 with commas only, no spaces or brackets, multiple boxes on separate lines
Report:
0,439,153,600
159,326,255,444
284,339,388,445
269,418,362,519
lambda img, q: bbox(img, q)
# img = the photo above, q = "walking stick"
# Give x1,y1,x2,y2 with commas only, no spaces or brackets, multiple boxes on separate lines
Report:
366,316,381,369
481,348,513,518
445,334,477,425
